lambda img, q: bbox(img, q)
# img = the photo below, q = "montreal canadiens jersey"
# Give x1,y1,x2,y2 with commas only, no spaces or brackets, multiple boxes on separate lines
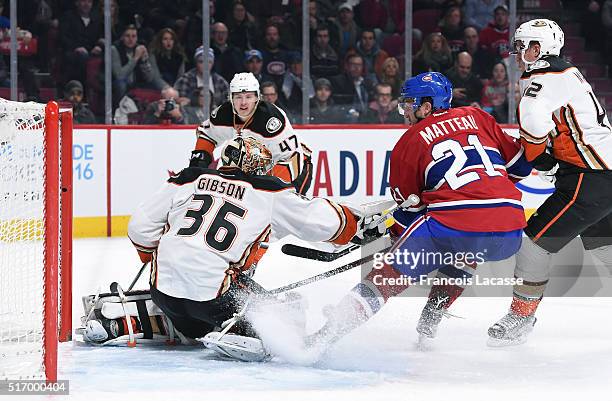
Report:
128,167,356,302
390,106,532,233
195,101,310,183
518,56,612,169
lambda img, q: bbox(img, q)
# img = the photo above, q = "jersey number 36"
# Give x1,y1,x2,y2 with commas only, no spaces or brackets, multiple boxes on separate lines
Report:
176,194,247,252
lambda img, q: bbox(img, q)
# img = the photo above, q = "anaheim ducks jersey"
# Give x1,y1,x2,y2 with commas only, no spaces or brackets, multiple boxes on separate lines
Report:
127,167,356,302
195,101,311,185
518,56,612,169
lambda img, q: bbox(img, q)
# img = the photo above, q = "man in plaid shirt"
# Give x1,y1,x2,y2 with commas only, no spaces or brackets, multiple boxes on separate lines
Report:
174,46,229,110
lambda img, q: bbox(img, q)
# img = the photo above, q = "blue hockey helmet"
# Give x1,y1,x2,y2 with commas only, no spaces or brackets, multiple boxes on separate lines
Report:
398,72,453,115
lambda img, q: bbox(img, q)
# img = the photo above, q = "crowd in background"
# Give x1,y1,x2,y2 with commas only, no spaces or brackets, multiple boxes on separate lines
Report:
0,0,611,125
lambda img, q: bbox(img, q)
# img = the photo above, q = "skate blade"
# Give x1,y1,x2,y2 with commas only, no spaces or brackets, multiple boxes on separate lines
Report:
486,334,530,347
416,334,435,351
200,332,270,362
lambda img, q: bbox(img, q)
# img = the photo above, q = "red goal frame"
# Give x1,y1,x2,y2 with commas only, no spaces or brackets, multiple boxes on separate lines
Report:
43,101,73,382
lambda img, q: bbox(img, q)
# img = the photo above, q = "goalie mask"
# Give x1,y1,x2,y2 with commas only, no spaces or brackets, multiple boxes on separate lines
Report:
512,19,564,65
221,136,273,175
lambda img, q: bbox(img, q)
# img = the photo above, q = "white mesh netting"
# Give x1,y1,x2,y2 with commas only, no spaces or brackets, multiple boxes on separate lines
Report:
0,98,54,379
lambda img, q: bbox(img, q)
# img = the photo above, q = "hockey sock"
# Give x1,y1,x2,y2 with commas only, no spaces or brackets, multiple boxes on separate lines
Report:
510,236,553,316
319,263,410,341
425,261,478,309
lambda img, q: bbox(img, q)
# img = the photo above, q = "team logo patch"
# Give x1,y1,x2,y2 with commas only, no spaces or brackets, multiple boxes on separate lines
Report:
530,59,550,70
531,20,548,27
422,74,433,82
266,117,282,133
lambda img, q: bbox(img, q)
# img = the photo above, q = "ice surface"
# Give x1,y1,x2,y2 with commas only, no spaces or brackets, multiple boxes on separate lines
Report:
52,237,612,401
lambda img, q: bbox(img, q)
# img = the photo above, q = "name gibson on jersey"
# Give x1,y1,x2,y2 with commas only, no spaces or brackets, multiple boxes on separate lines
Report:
197,177,246,201
419,114,480,145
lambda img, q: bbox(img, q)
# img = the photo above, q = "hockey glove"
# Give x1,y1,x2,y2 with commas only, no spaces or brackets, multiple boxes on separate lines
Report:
189,150,213,168
351,213,388,245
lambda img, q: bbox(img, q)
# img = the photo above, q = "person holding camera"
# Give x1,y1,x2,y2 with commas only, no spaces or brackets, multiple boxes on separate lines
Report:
143,86,185,125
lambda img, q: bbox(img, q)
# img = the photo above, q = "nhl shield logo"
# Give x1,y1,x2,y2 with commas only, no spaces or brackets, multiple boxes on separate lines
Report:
266,117,282,133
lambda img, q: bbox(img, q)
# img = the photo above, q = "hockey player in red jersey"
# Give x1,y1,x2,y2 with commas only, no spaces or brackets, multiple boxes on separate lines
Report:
487,19,612,346
306,72,533,348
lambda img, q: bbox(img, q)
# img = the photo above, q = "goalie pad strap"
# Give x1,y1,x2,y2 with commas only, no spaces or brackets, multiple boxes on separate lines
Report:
137,299,154,339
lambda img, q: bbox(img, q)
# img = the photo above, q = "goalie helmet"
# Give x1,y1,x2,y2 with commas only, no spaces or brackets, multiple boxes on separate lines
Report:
221,136,273,175
512,19,564,62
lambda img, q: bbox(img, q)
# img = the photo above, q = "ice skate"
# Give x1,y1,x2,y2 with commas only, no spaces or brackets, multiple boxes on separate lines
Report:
487,312,537,347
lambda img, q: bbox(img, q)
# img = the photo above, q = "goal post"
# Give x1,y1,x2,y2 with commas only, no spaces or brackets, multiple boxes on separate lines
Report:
0,99,73,382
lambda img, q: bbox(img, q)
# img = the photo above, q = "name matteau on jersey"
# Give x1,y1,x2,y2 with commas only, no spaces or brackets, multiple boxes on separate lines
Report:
390,106,532,233
195,101,311,186
518,56,612,168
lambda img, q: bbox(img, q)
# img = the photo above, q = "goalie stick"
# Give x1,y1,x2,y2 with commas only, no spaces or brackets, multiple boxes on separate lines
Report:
281,194,420,261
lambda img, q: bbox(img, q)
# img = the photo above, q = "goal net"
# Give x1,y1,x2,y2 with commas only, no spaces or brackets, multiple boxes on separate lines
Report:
0,99,72,382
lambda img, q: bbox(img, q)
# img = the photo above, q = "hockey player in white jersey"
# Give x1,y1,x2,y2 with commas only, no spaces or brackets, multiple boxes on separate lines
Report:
189,72,313,195
126,137,367,360
488,18,612,345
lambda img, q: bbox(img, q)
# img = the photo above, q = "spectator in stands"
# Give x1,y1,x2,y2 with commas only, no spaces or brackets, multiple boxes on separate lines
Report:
280,51,314,122
174,47,228,110
481,62,509,123
602,0,612,77
143,86,185,125
308,0,326,36
359,82,404,124
311,25,340,79
111,25,155,103
0,54,7,86
357,0,388,32
445,51,483,107
463,0,505,31
210,22,243,82
226,1,257,51
331,3,361,59
184,0,216,60
243,49,270,84
479,4,510,59
348,29,389,81
309,77,343,124
0,0,9,29
149,28,186,89
63,80,96,124
413,32,453,75
377,57,403,99
261,81,280,105
97,0,123,43
59,0,103,85
266,14,301,52
261,24,291,86
437,6,466,57
461,26,498,80
331,54,376,119
183,87,207,125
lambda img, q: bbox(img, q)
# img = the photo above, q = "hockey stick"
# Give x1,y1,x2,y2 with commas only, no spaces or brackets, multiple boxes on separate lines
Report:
269,246,391,294
127,262,149,292
280,195,420,261
281,243,360,261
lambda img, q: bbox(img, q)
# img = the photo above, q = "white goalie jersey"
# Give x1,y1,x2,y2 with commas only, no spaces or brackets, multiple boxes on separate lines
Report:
127,167,357,302
518,56,612,169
